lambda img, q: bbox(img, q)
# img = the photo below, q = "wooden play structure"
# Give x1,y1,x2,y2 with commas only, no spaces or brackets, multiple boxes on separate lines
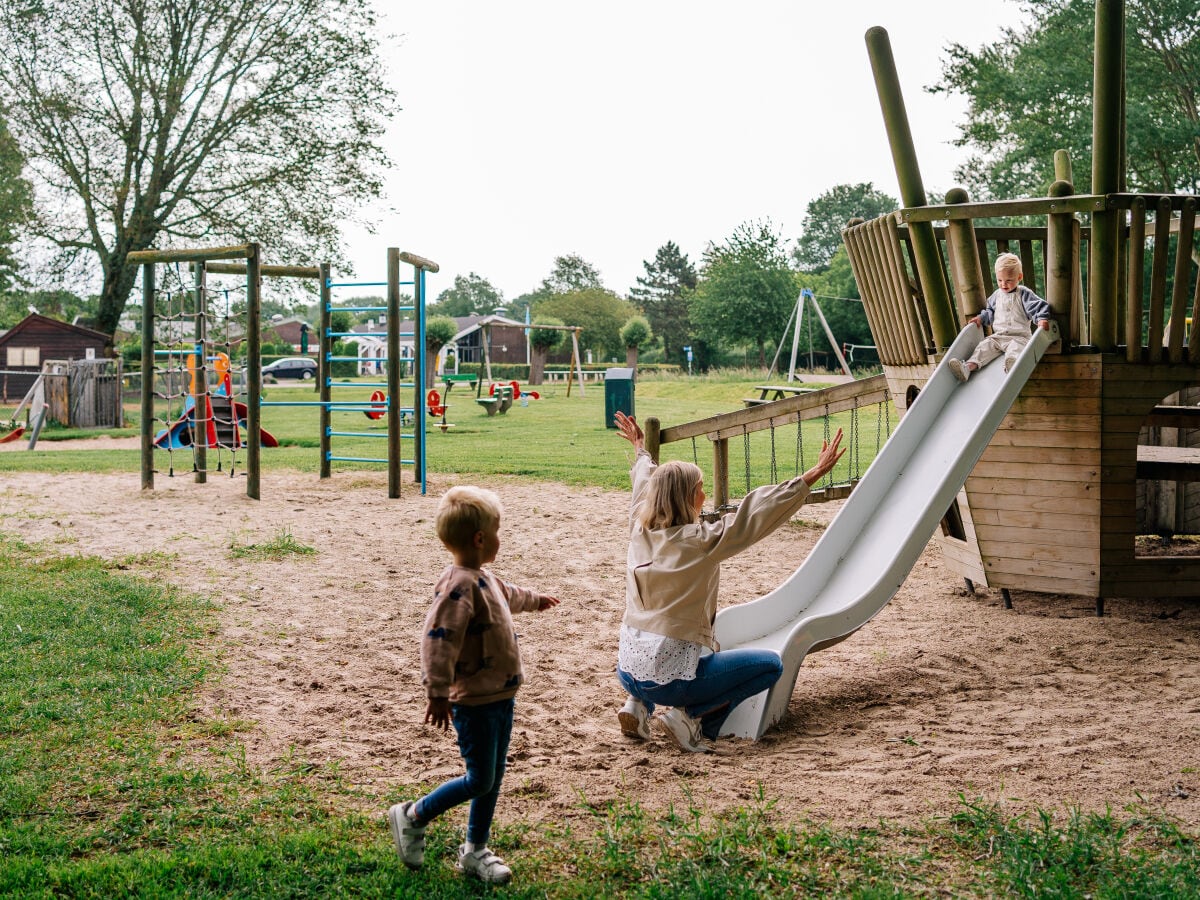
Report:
840,12,1200,613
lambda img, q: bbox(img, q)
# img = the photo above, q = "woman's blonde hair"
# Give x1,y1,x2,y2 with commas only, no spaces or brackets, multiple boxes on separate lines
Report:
437,485,503,550
638,460,703,529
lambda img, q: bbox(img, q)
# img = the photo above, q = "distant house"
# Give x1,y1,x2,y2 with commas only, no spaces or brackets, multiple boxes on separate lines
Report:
0,314,112,401
444,315,528,371
263,316,314,354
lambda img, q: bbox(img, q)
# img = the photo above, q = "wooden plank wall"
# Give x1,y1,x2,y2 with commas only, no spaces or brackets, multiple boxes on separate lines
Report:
1100,358,1200,597
912,353,1200,600
961,355,1104,596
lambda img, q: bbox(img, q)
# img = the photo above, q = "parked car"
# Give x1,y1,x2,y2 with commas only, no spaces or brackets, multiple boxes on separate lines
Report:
262,357,317,381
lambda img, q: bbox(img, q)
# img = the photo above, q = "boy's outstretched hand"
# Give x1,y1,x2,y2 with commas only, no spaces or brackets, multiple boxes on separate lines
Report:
538,595,561,611
425,697,451,731
614,410,644,451
801,428,846,486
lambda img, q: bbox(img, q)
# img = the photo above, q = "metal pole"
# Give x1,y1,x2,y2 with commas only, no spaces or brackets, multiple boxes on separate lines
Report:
387,248,401,499
415,265,427,494
140,263,155,491
865,26,956,351
246,245,262,499
318,263,332,478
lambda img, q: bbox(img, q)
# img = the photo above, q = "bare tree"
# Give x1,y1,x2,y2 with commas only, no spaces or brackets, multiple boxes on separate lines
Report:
0,0,396,334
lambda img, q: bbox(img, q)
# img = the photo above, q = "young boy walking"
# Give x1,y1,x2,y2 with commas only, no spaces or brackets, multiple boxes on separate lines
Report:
947,252,1052,382
388,486,560,885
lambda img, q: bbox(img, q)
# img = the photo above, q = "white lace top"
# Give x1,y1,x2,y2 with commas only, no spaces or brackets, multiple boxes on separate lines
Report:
617,623,700,684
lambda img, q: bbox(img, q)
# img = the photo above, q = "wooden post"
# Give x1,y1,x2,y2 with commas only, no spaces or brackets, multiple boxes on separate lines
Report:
245,244,262,500
713,437,730,509
1046,179,1077,343
193,260,208,484
140,263,155,491
1166,197,1197,364
387,248,401,499
645,416,661,462
318,262,332,479
1146,197,1172,363
865,26,957,352
1053,149,1074,184
1125,196,1146,360
944,187,986,322
1088,0,1125,350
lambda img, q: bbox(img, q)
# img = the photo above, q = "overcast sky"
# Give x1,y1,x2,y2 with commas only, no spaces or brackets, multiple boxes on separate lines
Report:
343,2,1021,303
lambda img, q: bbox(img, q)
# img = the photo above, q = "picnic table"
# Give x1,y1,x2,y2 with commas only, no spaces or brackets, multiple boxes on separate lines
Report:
743,384,816,407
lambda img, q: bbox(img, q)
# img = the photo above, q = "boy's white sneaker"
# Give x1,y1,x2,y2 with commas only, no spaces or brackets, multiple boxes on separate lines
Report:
618,697,652,741
457,845,513,884
387,801,426,869
655,707,712,753
948,358,969,383
1004,356,1016,373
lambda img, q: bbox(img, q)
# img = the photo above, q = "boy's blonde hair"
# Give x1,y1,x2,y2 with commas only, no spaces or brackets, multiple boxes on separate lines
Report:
436,485,503,550
995,252,1023,277
638,460,703,530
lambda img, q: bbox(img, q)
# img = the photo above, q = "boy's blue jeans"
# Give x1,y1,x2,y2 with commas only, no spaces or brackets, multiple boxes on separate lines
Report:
617,649,783,740
412,697,513,846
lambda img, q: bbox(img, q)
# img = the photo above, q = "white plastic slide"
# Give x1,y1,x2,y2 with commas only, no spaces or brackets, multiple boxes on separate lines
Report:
713,320,1061,739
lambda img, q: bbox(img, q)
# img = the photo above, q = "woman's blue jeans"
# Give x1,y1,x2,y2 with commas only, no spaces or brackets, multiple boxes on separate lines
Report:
617,649,783,740
413,697,513,846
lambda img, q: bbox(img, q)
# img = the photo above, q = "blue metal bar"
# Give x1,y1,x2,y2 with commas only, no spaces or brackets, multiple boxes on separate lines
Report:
261,400,390,408
327,281,388,288
327,430,389,439
328,380,389,388
327,455,390,463
326,305,388,313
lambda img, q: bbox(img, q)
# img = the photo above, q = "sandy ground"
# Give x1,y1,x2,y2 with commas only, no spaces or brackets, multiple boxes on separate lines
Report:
2,440,1198,831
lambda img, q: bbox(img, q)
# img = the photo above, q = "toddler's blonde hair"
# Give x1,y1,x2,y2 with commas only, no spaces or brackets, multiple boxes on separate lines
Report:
995,252,1023,277
638,460,703,530
437,485,503,550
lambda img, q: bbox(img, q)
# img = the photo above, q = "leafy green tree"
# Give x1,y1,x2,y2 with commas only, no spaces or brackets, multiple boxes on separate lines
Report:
431,272,504,317
933,0,1200,198
620,315,652,369
691,220,797,367
0,0,395,337
528,316,565,384
535,288,634,363
0,289,92,330
540,254,605,295
425,315,459,386
629,241,697,365
0,114,31,293
794,184,897,271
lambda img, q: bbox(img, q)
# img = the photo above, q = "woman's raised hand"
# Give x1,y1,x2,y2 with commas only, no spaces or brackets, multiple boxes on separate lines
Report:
801,428,846,486
614,410,644,451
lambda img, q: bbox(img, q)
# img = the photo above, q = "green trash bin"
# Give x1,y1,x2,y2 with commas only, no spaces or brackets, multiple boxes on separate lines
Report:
604,367,634,428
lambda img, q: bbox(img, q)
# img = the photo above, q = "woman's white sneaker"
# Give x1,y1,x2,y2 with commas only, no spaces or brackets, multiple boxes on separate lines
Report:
618,697,652,740
655,708,711,753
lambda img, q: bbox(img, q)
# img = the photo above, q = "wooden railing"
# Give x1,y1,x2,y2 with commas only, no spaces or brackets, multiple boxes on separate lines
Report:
846,192,1200,365
644,375,890,508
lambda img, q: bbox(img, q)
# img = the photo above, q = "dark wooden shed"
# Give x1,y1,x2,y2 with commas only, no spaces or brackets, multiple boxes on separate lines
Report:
0,314,113,401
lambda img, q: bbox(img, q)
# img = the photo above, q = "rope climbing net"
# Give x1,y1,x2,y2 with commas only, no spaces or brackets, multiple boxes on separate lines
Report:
149,264,248,479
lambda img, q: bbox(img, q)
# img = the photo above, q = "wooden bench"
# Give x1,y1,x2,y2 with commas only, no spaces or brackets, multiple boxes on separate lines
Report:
743,385,816,407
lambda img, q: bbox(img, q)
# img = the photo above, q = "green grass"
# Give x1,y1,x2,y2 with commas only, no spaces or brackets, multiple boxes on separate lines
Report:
0,372,890,495
0,535,1195,897
228,528,317,560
